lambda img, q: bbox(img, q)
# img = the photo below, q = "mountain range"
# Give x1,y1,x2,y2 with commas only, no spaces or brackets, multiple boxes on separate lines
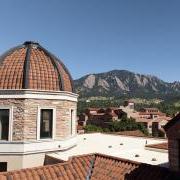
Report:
74,70,180,99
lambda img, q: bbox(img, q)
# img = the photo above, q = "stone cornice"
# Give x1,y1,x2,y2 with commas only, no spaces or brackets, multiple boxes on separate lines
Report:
0,89,78,102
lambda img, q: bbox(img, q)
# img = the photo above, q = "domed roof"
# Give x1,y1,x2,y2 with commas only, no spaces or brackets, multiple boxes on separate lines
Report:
0,41,74,92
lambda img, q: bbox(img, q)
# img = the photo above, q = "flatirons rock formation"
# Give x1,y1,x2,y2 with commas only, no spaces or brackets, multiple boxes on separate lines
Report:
74,70,180,98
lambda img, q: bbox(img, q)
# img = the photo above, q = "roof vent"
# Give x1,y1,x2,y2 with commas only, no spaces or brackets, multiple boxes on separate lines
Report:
135,154,140,157
152,158,157,161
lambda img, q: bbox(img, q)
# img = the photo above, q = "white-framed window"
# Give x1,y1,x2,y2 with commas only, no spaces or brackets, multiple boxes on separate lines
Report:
0,106,13,142
37,107,56,140
70,108,76,135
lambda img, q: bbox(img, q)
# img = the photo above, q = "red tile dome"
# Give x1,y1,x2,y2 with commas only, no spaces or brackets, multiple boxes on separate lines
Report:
0,41,74,92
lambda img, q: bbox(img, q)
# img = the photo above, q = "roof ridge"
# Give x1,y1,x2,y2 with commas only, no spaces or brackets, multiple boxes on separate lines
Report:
39,44,74,92
86,155,96,180
38,44,65,91
68,153,96,161
22,43,31,89
95,153,141,165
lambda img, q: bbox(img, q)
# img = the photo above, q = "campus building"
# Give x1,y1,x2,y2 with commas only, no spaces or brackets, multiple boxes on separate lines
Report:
1,42,180,180
0,41,78,171
120,101,171,136
78,107,126,128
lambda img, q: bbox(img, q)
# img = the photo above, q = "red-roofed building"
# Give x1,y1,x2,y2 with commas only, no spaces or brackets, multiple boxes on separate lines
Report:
78,107,126,128
120,101,171,137
0,41,78,171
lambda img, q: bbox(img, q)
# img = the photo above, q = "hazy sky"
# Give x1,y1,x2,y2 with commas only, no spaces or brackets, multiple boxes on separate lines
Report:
0,0,180,82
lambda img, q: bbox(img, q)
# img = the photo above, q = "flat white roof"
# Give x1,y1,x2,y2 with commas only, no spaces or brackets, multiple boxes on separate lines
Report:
49,133,168,167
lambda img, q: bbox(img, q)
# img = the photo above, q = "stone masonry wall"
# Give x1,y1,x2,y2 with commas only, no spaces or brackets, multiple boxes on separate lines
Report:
0,98,77,141
24,99,77,141
0,99,25,141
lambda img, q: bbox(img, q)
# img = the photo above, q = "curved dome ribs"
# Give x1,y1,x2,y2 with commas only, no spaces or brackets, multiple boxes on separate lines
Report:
22,44,31,89
38,45,64,91
0,41,74,92
39,45,74,92
56,57,74,92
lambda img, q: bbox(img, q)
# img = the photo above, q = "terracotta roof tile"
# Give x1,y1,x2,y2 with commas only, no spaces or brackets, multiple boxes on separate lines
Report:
0,153,180,180
0,41,73,92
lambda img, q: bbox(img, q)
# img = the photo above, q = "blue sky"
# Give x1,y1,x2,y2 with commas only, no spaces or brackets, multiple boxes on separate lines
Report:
0,0,180,82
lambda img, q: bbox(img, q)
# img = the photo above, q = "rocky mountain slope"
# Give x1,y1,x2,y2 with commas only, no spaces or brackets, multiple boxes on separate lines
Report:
74,70,180,98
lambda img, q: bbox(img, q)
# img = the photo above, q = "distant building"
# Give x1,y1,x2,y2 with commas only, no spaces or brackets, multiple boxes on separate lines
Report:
78,107,126,128
78,101,171,137
120,101,171,136
124,100,135,110
139,108,166,119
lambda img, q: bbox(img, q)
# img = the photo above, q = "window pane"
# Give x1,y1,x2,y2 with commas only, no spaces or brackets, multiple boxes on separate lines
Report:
0,109,9,141
40,109,53,139
0,162,7,172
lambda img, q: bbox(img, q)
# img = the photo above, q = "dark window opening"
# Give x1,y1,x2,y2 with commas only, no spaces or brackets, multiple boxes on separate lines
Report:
0,109,9,141
0,162,7,172
40,109,53,139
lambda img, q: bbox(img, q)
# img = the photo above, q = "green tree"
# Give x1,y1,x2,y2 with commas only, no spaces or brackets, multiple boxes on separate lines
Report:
84,125,103,133
109,117,148,135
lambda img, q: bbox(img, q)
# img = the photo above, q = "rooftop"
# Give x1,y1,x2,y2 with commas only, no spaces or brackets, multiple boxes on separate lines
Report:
1,153,179,180
49,133,168,166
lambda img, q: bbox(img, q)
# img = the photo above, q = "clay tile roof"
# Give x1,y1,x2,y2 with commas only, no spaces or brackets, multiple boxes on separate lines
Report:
0,41,74,92
146,143,168,150
0,153,180,180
